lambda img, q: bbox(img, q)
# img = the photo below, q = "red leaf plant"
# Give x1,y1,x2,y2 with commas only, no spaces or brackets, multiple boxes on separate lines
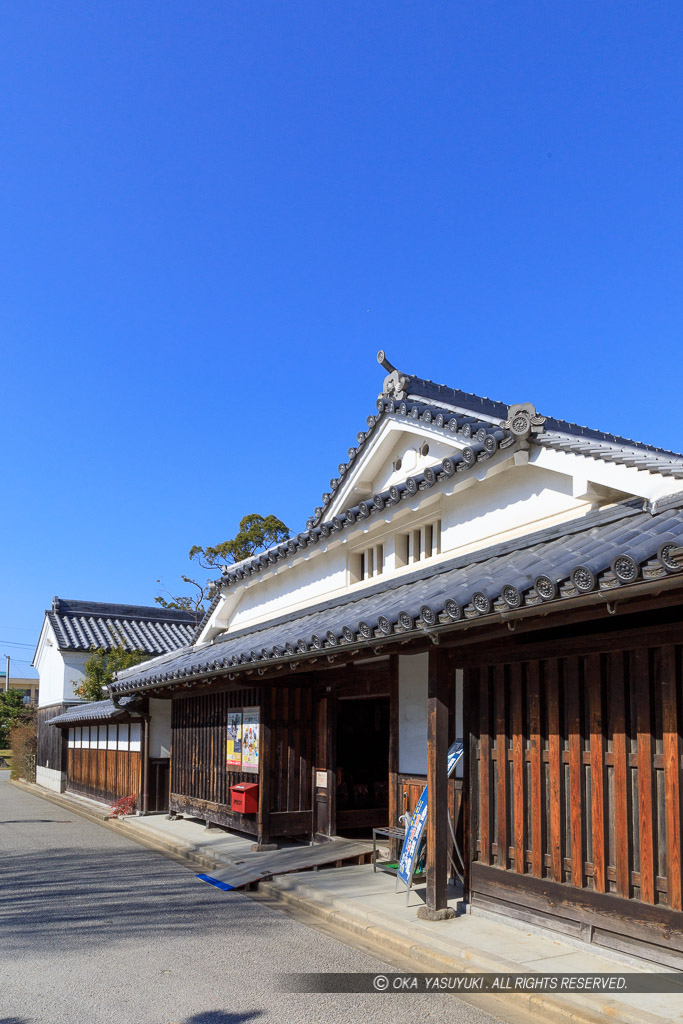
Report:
108,793,137,818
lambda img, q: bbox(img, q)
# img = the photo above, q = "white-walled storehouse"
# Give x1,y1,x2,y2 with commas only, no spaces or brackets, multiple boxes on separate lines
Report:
33,597,195,795
108,356,683,964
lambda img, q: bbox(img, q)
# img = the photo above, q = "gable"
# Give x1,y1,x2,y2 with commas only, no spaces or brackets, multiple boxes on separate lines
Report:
325,416,468,519
196,363,683,644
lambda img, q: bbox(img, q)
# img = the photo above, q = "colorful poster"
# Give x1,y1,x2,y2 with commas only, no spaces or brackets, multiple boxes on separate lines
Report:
242,707,259,774
226,711,242,768
397,741,463,889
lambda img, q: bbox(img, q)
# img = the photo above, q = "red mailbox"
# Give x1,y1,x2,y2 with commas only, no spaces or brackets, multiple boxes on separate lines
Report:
231,782,259,814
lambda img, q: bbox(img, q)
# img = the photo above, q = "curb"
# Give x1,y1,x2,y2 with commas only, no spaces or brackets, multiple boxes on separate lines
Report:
256,879,666,1024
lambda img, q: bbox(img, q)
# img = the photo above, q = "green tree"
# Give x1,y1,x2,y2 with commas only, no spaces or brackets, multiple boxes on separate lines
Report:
74,646,149,703
0,690,34,747
156,512,290,618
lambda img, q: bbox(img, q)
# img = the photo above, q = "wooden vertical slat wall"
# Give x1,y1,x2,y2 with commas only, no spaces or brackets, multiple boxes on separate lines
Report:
471,642,683,911
169,683,314,831
66,720,141,804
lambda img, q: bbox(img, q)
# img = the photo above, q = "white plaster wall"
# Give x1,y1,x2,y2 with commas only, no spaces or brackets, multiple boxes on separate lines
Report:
398,653,429,775
36,639,68,707
398,655,463,778
36,637,89,707
149,698,172,758
214,461,585,637
36,765,65,793
227,546,348,631
440,463,587,557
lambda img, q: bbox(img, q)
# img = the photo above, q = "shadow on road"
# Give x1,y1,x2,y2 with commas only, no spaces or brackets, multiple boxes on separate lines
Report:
0,844,260,955
184,1013,264,1024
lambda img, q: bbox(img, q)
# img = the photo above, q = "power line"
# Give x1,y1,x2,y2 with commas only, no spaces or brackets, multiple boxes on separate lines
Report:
0,640,35,649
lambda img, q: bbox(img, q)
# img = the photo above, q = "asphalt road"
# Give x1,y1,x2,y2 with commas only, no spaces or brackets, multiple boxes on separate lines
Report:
0,773,503,1024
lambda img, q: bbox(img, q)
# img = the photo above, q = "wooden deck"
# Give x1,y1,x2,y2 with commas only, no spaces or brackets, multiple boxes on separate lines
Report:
195,836,374,890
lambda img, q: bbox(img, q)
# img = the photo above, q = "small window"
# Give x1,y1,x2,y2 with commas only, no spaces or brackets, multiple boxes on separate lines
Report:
396,518,442,568
351,543,385,583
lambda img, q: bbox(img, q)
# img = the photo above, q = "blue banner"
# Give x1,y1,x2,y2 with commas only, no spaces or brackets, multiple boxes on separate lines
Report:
397,741,463,888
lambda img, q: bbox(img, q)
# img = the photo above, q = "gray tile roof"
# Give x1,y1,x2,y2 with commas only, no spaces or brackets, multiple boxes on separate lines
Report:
48,696,139,726
45,598,197,654
111,498,683,696
536,431,683,477
194,375,683,638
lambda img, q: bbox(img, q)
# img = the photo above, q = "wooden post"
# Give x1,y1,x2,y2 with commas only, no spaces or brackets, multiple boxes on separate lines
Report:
256,689,272,848
418,647,455,920
140,716,150,815
388,655,399,859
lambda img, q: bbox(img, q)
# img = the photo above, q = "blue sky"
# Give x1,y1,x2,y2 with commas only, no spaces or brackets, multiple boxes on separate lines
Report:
3,2,683,675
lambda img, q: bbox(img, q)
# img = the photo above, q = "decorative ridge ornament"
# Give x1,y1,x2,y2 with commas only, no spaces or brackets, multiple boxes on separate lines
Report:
377,350,410,401
500,402,546,447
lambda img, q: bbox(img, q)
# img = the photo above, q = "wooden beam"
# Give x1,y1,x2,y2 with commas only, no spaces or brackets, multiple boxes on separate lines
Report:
140,715,150,815
419,647,454,919
659,645,682,911
546,658,563,883
495,664,508,870
479,668,491,866
566,656,584,889
510,661,525,874
634,648,656,904
587,654,606,893
610,650,631,898
528,661,543,878
257,690,272,846
462,666,478,898
388,654,399,857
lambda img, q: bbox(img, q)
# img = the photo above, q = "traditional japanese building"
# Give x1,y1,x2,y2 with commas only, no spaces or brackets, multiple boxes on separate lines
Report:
34,597,196,801
109,355,683,966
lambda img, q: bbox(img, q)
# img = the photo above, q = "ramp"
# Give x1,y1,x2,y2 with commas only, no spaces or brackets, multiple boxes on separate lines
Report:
195,837,374,891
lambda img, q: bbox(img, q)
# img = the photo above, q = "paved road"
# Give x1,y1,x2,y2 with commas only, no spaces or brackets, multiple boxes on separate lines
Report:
0,774,503,1024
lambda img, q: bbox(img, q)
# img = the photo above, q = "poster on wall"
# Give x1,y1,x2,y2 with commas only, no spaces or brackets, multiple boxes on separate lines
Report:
241,707,260,773
226,711,243,768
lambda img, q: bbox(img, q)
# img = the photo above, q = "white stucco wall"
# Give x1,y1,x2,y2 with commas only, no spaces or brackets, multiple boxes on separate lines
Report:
398,653,429,775
149,698,172,758
440,462,587,557
397,654,463,778
36,629,89,708
208,458,589,642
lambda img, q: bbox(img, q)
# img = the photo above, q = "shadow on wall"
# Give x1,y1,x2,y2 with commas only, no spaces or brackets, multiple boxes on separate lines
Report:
184,1014,264,1024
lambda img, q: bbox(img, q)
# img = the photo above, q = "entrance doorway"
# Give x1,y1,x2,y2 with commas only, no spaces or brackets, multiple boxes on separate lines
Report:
335,696,390,836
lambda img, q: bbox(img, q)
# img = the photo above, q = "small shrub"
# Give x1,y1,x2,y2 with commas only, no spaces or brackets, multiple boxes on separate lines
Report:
109,793,137,817
9,722,37,782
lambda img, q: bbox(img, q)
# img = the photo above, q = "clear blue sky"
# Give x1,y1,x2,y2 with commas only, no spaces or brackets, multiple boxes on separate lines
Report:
3,2,683,675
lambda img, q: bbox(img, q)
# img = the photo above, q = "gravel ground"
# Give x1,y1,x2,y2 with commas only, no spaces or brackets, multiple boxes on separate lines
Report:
0,773,501,1024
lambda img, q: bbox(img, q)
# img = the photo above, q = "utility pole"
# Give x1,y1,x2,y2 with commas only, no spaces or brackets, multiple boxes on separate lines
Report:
5,655,9,692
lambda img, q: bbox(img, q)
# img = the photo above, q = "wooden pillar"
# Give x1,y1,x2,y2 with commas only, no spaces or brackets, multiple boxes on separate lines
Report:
418,646,455,921
140,716,150,815
462,665,478,902
314,690,336,837
388,655,399,857
257,689,272,848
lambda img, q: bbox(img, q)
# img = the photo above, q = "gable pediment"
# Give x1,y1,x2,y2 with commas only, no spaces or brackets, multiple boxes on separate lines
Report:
325,417,469,519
